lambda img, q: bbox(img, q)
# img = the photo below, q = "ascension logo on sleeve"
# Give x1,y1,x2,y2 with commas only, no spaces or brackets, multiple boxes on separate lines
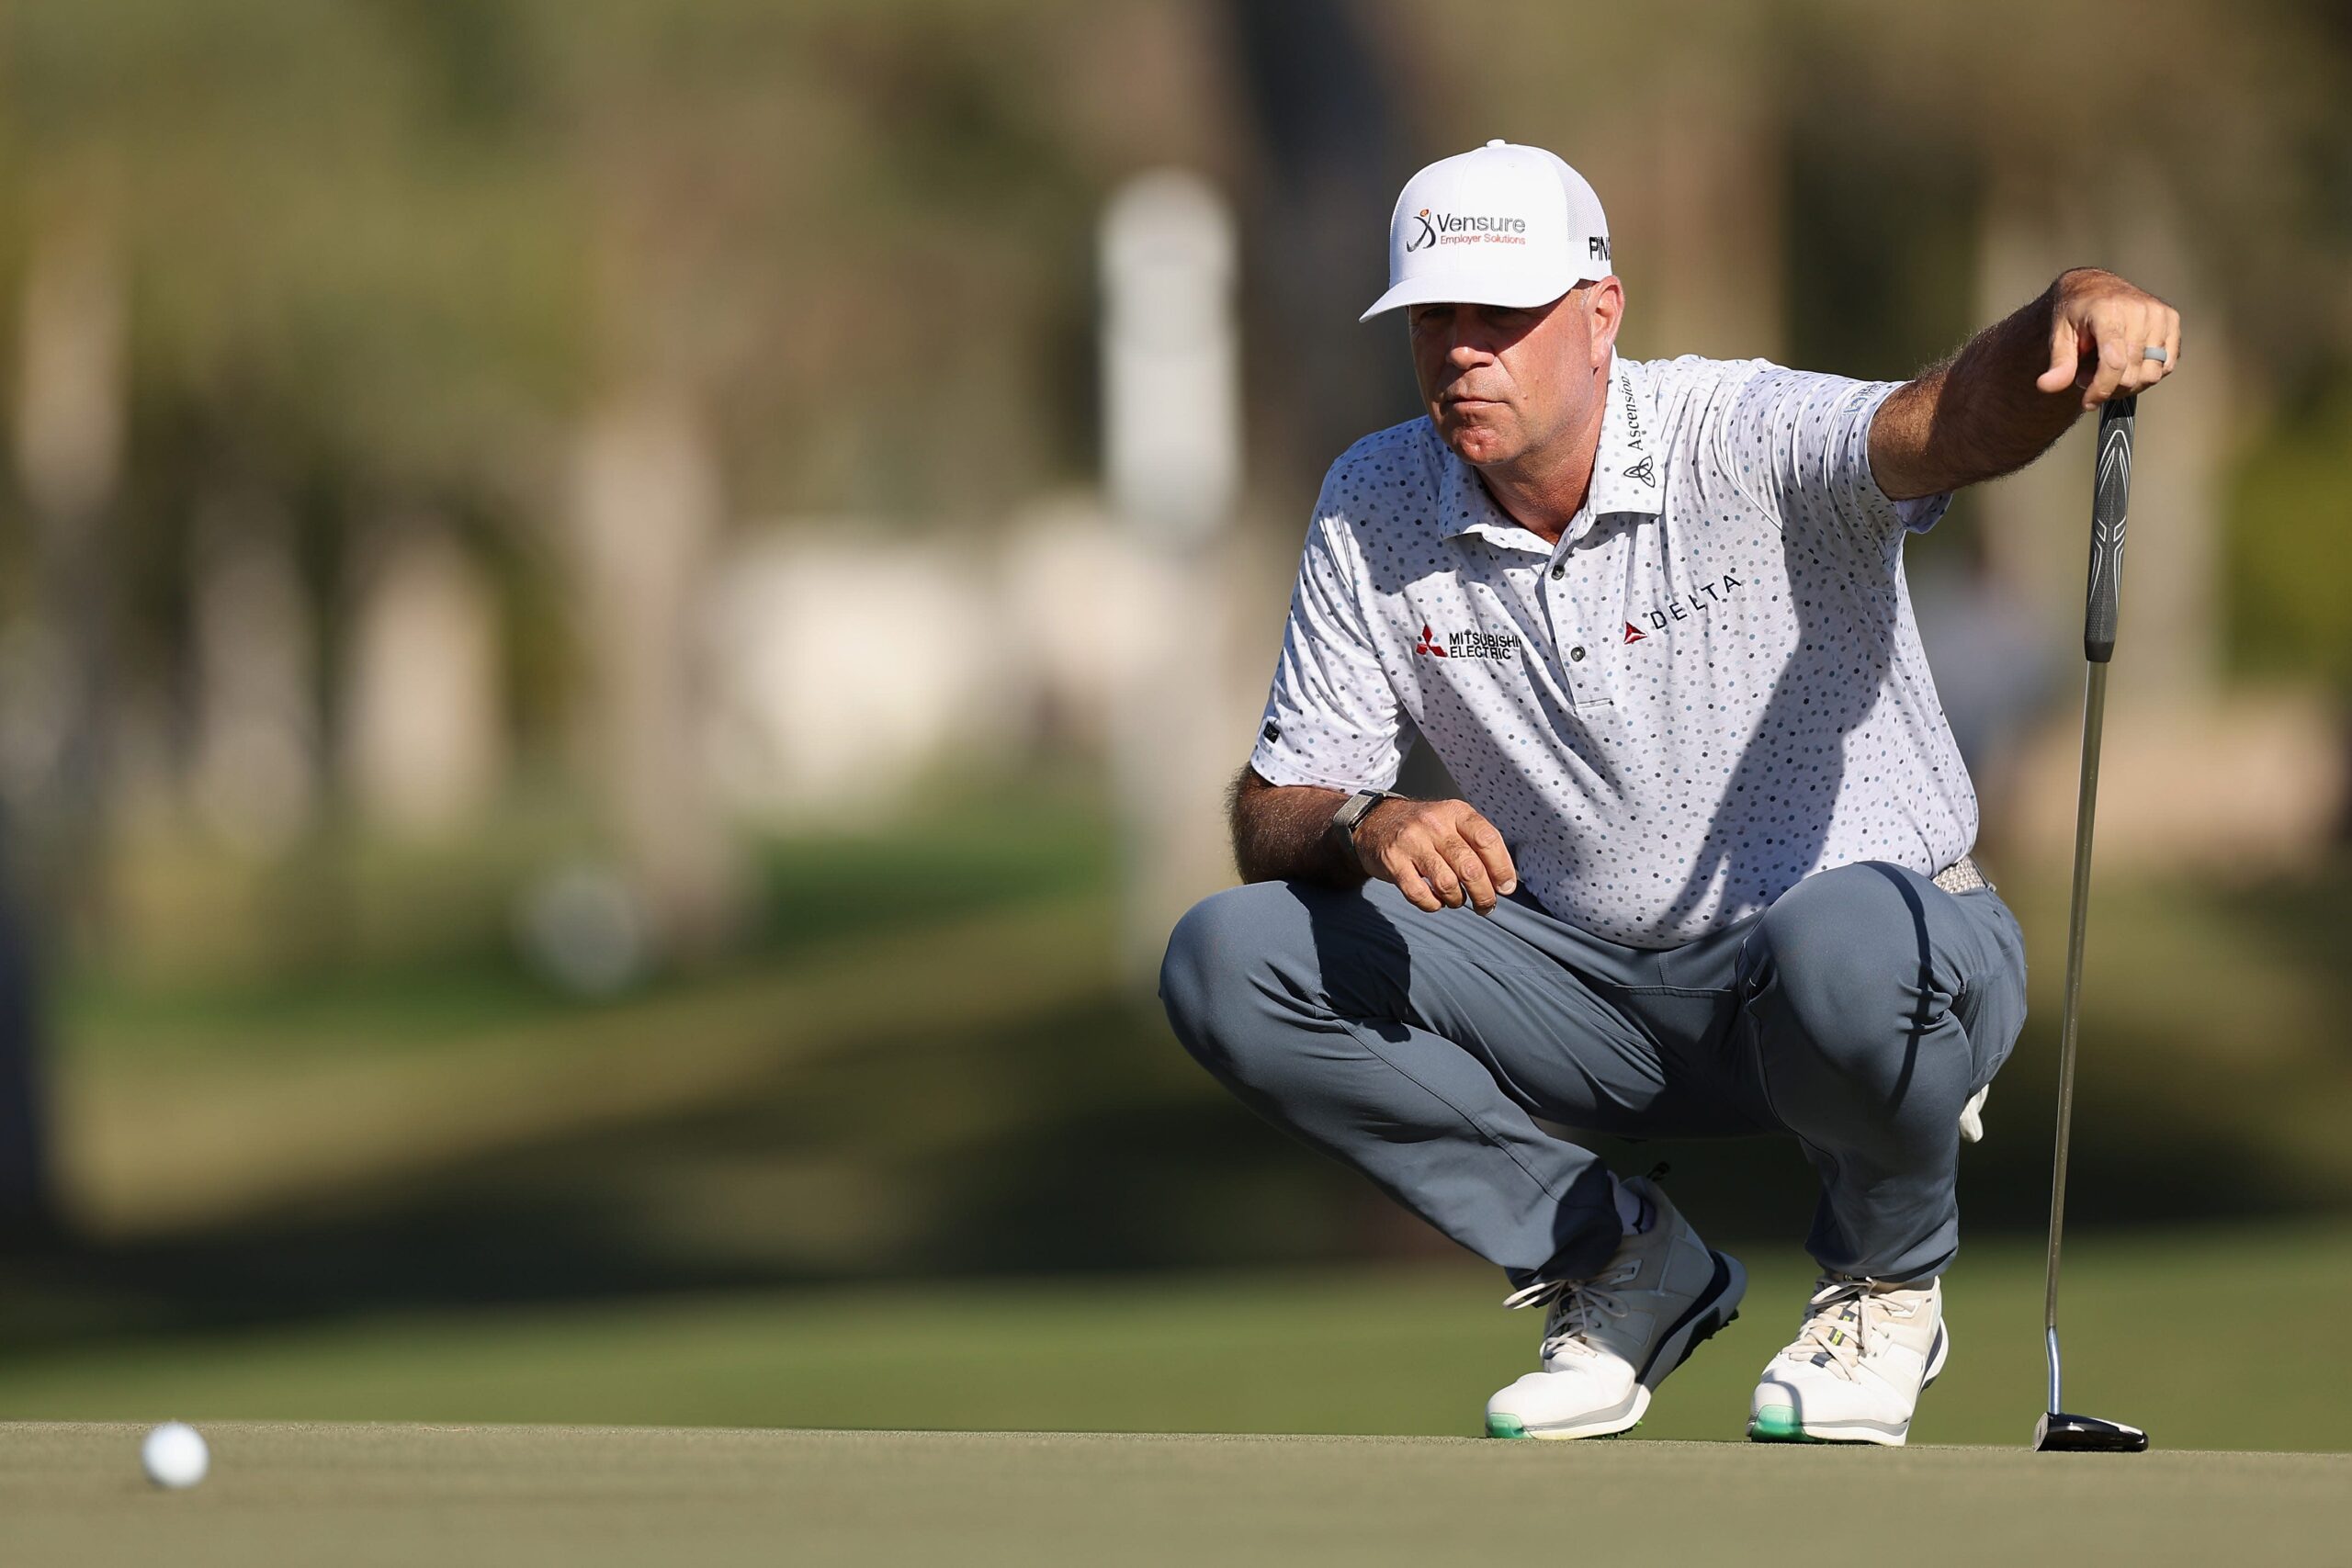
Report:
1615,370,1652,485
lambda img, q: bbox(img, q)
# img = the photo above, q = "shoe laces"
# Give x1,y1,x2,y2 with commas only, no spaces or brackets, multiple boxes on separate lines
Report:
1501,1260,1641,1361
1783,1275,1920,1381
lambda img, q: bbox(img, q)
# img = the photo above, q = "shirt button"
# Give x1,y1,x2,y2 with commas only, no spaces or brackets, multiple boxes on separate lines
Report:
1570,646,1587,662
1549,564,1565,580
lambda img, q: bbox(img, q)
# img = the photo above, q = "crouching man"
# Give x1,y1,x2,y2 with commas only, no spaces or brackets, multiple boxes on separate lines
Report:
1159,140,2179,1443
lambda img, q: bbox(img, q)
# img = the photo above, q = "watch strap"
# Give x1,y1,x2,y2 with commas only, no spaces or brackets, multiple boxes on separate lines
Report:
1327,788,1396,850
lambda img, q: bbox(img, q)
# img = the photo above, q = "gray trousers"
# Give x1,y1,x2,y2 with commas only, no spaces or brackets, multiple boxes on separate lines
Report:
1158,863,2027,1285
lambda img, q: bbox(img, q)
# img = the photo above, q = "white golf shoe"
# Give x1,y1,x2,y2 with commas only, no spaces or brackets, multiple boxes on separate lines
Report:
1747,1274,1949,1445
1484,1176,1746,1440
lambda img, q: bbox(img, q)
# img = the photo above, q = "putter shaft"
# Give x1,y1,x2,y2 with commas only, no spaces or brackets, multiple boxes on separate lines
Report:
2042,660,2109,1415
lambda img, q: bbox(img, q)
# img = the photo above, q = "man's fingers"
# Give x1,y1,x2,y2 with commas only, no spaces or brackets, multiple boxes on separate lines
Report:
1458,814,1520,897
2128,303,2167,390
2047,274,2185,403
2151,308,2182,385
2081,331,2131,408
1369,804,1521,914
1412,846,1465,908
1390,859,1442,913
2114,310,2154,394
1448,847,1498,915
2037,317,2081,394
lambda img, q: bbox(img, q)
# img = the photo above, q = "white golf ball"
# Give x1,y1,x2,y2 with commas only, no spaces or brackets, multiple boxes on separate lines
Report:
141,1422,209,1489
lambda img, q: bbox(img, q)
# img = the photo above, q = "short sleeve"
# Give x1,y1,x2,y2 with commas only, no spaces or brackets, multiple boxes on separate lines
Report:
1719,364,1951,546
1248,511,1416,793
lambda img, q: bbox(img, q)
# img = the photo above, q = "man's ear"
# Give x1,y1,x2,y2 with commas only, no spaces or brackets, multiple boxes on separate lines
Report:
1586,276,1626,366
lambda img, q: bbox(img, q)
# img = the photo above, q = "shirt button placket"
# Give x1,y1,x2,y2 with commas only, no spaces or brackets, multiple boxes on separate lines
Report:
1546,554,1590,702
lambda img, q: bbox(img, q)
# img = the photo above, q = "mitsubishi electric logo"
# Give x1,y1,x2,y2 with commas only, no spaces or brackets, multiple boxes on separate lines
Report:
1405,208,1530,253
1414,623,1521,660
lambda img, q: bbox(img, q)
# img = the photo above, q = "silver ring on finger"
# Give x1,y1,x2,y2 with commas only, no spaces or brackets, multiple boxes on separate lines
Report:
2141,345,2168,363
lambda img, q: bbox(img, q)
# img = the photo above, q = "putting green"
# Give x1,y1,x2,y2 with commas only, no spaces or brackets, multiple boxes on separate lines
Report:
3,1422,2344,1567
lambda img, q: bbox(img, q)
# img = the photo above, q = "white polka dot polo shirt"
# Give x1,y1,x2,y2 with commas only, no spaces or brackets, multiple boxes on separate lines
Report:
1248,352,1978,949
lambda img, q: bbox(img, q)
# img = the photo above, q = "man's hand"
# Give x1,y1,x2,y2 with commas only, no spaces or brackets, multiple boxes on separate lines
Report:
1354,797,1520,914
1872,267,2185,500
2036,268,2182,410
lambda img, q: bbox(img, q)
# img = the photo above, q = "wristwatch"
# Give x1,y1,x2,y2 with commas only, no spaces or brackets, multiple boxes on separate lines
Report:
1325,788,1397,863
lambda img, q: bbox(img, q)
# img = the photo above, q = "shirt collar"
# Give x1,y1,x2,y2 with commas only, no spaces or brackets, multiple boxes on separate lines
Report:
1587,353,1665,521
1439,352,1664,548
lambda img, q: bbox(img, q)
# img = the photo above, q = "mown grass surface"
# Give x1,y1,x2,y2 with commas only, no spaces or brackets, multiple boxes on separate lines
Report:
3,1421,2344,1568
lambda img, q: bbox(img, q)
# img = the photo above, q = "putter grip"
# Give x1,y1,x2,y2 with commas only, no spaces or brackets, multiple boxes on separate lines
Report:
2084,396,2136,663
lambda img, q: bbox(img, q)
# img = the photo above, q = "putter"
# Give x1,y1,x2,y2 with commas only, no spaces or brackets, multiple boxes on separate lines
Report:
2032,395,2150,1454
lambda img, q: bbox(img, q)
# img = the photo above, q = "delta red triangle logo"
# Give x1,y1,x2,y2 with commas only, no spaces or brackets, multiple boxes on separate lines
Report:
1623,621,1646,644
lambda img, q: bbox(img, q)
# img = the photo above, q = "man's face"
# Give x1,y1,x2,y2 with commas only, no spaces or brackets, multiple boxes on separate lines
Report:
1408,281,1623,468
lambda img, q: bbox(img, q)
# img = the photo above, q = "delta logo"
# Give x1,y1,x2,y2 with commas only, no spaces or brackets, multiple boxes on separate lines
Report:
1405,208,1531,253
1413,623,1521,660
1625,573,1748,641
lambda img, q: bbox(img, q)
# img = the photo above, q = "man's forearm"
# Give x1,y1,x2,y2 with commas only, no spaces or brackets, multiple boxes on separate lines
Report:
1872,266,2182,502
1228,768,1367,886
1871,278,2083,501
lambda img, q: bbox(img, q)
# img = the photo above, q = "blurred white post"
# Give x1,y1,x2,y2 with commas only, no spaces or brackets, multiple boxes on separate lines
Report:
567,385,742,962
344,523,505,837
1101,172,1241,983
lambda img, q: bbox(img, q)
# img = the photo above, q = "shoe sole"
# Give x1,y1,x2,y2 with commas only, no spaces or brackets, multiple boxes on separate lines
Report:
1747,1320,1949,1447
1486,1249,1747,1441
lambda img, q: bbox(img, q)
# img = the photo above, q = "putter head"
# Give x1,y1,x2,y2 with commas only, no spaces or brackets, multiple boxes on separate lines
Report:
2033,1410,2149,1452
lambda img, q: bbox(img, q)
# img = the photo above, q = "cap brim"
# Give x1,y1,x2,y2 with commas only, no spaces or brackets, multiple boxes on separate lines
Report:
1358,271,1587,322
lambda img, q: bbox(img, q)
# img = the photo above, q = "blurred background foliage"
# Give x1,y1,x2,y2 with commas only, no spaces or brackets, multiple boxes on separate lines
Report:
0,0,2348,1438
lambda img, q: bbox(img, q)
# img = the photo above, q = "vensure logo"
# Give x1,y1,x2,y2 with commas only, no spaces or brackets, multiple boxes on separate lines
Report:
1405,208,1530,253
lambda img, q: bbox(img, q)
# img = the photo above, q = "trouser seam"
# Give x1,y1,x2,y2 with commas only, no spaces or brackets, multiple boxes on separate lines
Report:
1334,1014,1569,1204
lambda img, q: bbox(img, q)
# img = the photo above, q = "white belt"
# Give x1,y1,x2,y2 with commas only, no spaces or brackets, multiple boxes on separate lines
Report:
1931,854,1991,896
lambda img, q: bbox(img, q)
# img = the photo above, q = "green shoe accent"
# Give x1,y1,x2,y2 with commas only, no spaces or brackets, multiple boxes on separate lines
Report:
1747,1405,1819,1443
1485,1414,1645,1440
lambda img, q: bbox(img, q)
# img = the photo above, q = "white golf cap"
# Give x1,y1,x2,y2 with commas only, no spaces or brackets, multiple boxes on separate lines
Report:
1361,140,1612,321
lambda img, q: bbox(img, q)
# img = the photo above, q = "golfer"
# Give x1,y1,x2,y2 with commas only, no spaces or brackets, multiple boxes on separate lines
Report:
1158,140,2180,1444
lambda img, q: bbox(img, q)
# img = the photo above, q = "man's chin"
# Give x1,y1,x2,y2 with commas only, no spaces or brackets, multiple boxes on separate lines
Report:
1439,418,1523,467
